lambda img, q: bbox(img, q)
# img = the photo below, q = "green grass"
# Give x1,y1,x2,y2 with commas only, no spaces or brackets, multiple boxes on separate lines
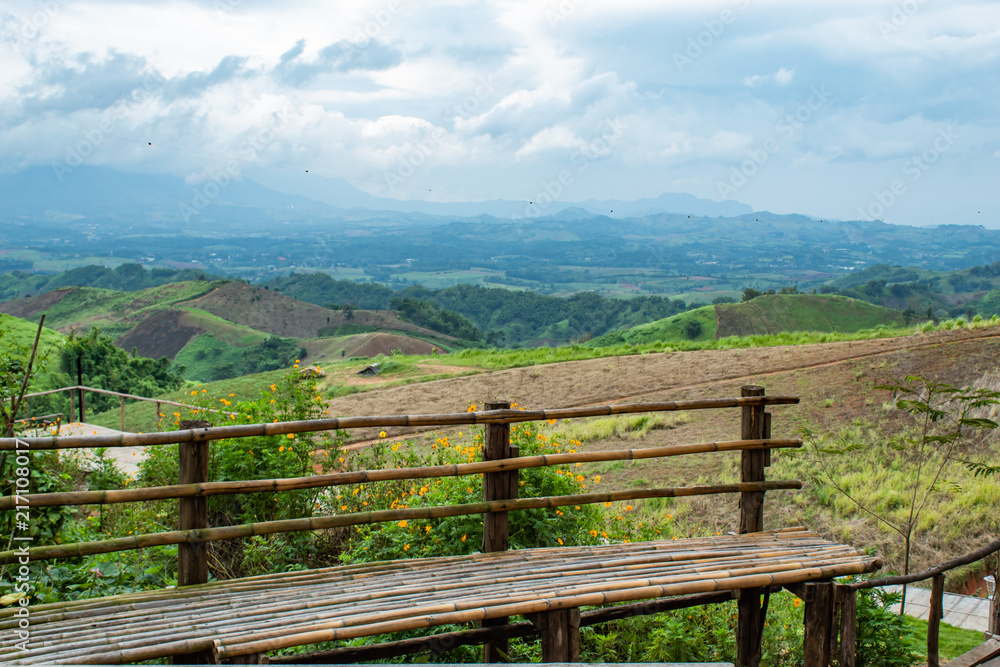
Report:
540,412,692,443
590,305,719,346
715,294,907,337
15,282,221,336
900,615,986,661
178,308,270,347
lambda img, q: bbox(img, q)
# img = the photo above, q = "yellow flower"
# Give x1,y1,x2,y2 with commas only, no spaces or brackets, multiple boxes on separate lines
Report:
398,520,408,528
190,390,198,396
391,443,400,451
467,403,476,412
604,502,612,507
403,544,410,551
601,531,608,538
460,534,467,542
279,446,285,452
576,475,585,483
287,433,294,439
625,505,633,511
379,431,387,438
557,538,564,545
173,412,181,418
547,418,557,425
594,475,601,483
425,526,431,533
589,530,598,537
792,598,801,608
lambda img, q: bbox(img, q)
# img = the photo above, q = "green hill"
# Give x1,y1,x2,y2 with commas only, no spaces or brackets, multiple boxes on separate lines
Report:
590,294,906,346
0,281,463,382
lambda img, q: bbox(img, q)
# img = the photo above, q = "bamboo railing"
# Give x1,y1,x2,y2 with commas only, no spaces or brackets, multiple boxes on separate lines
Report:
1,386,850,667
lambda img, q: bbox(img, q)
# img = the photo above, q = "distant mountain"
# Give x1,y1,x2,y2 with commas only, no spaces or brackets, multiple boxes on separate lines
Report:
244,167,754,218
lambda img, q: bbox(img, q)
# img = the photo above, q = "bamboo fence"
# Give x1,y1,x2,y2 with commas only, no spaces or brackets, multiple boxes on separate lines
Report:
0,437,801,510
0,480,801,564
0,390,835,665
0,395,798,450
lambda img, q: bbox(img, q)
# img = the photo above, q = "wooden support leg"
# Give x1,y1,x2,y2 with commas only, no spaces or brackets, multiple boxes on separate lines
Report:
803,581,834,667
530,608,580,663
927,573,945,667
737,589,764,667
838,585,857,667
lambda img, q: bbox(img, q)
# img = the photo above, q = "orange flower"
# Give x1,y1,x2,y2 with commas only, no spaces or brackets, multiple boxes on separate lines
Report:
398,520,408,528
625,505,633,511
460,534,467,542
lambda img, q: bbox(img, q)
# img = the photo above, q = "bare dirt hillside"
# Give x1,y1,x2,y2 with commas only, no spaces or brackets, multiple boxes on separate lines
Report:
326,325,1000,420
179,282,448,340
115,309,203,359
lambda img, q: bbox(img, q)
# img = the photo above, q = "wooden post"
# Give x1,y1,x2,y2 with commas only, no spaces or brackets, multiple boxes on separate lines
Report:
530,608,580,662
120,396,126,432
838,585,857,667
156,401,162,424
76,357,85,423
803,581,835,667
482,401,514,662
927,573,945,667
173,432,212,664
178,435,210,587
763,411,772,467
69,390,74,424
737,385,766,667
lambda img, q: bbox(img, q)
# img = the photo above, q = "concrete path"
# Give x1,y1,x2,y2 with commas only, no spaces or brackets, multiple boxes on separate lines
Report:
23,421,146,476
884,584,994,632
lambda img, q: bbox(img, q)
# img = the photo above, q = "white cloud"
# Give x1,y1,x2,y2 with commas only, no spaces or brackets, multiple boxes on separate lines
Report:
744,67,795,88
0,0,998,221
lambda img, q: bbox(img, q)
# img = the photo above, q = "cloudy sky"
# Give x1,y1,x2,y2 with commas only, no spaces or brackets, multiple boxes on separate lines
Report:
1,0,998,225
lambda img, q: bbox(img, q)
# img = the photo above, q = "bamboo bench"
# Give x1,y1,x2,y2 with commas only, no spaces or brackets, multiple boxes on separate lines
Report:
0,387,882,666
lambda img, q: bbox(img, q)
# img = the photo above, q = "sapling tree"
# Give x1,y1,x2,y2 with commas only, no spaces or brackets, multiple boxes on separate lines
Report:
0,317,46,438
802,375,1000,612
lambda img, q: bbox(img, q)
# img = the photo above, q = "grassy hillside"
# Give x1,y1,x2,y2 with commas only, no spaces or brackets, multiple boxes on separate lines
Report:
590,295,906,346
0,282,220,338
715,294,907,336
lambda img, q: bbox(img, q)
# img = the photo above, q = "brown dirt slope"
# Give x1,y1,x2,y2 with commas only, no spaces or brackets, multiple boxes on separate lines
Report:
115,309,204,359
179,282,450,341
344,333,443,357
0,288,73,319
325,325,1000,419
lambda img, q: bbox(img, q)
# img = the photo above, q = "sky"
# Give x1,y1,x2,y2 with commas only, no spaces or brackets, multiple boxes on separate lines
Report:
1,0,998,225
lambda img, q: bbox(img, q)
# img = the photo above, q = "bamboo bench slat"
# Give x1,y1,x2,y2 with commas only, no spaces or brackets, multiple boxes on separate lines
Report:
0,528,881,665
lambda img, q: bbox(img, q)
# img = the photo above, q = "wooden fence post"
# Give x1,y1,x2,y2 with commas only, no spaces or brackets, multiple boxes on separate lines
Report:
482,401,515,662
838,585,857,667
120,396,126,432
178,435,210,587
737,385,766,667
803,581,835,667
927,573,945,667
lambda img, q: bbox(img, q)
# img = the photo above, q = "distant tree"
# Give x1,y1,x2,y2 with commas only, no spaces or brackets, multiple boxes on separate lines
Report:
684,319,702,339
741,288,762,302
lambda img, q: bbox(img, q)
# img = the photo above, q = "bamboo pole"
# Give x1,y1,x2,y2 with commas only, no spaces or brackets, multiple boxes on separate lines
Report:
0,481,802,564
0,438,802,510
0,395,800,450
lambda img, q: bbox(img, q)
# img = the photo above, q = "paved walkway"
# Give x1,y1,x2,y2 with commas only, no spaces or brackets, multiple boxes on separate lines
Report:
22,421,145,476
884,584,994,632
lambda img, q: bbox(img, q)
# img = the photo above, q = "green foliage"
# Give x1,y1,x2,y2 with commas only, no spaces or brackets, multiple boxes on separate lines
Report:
141,371,344,575
854,588,920,666
801,376,1000,578
340,422,667,564
390,296,482,342
57,329,184,414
